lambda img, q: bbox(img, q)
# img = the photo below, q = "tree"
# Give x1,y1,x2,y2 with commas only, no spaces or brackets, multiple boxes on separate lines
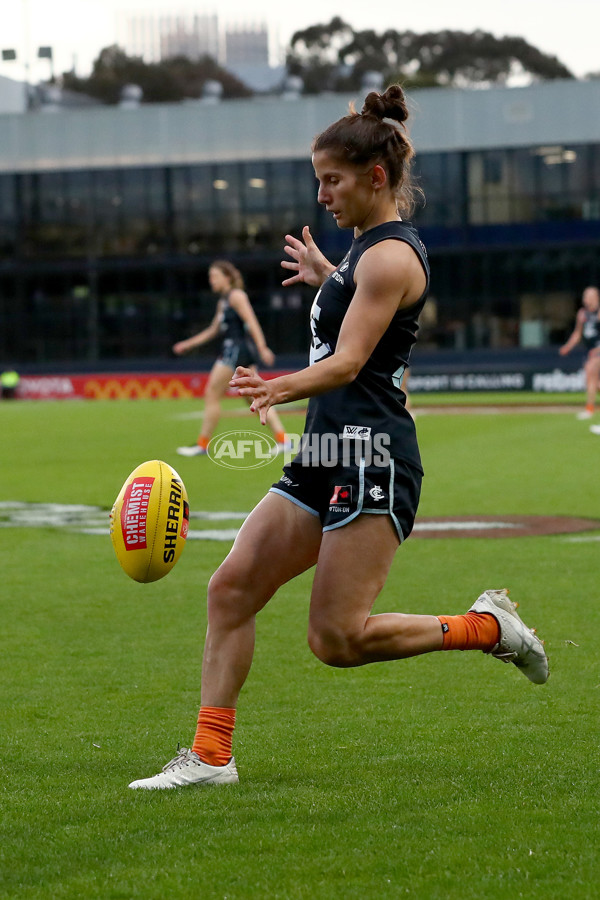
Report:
61,46,253,104
407,30,573,86
286,20,574,92
286,17,355,93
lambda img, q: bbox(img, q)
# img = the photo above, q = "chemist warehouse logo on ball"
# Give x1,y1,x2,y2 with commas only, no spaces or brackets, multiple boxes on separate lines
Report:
208,430,279,469
120,477,153,549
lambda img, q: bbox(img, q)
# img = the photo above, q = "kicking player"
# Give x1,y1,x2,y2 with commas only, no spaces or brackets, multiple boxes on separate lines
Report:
130,84,548,790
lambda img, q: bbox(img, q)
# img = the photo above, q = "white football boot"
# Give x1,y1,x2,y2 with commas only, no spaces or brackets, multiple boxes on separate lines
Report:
176,445,208,457
128,747,238,789
469,589,549,684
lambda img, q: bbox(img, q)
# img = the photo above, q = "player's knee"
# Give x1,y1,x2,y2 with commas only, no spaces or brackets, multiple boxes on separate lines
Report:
307,623,361,668
208,561,274,627
207,565,246,626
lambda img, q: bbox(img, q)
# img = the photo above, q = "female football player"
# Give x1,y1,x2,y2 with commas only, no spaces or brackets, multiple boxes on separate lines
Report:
559,285,600,420
130,84,548,790
173,259,289,455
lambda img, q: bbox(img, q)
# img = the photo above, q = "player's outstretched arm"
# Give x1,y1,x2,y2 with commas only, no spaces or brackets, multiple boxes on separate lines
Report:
228,289,275,366
559,310,584,355
172,306,222,355
281,225,336,288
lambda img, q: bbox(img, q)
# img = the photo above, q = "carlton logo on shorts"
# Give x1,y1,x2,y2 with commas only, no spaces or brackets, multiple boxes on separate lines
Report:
369,485,386,502
329,485,352,511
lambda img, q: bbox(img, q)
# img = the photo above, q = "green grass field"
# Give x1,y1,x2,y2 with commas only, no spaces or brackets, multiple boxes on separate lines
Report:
1,396,599,899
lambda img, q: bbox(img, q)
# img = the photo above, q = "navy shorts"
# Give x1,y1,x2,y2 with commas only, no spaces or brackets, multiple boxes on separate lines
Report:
218,338,258,369
270,454,422,543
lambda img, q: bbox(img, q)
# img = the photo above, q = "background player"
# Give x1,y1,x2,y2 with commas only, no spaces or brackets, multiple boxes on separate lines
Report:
173,260,289,455
130,84,548,791
559,285,600,420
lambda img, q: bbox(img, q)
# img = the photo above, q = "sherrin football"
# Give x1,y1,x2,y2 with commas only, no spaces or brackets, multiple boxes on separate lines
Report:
110,460,190,583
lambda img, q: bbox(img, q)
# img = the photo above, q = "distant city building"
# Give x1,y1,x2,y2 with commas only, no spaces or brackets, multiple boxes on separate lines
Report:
159,14,220,62
118,12,162,62
225,25,269,67
117,10,271,68
117,11,220,62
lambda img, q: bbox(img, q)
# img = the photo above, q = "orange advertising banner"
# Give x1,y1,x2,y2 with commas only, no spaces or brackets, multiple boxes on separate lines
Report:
17,373,211,400
14,371,286,401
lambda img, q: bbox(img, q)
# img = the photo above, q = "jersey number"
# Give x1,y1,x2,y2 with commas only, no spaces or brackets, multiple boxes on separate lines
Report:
309,289,332,365
392,364,406,390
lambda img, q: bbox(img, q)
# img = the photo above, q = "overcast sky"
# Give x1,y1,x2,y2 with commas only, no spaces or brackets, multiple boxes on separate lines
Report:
2,0,599,83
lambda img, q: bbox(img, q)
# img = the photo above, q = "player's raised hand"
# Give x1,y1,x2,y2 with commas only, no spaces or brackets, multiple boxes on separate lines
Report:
230,367,275,425
281,225,334,288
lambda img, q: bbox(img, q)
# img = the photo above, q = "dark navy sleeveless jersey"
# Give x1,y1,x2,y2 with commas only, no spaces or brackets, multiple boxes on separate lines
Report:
304,220,429,472
219,292,247,342
582,308,600,350
216,291,258,367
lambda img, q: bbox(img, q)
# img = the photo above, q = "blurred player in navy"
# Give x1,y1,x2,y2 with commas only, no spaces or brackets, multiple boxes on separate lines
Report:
173,260,289,455
130,85,548,790
559,285,600,420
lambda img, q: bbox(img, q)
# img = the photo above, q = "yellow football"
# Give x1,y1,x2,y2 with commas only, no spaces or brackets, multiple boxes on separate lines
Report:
110,459,189,583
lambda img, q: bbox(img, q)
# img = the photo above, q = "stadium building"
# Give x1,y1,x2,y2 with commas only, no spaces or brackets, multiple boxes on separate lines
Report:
0,77,599,393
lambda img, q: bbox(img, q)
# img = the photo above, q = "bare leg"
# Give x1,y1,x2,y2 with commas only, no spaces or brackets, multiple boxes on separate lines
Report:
265,405,287,440
201,493,323,707
308,515,443,668
585,352,600,410
199,362,234,442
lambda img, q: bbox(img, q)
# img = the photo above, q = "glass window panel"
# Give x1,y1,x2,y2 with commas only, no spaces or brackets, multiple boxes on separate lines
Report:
242,162,268,212
212,164,241,212
92,169,124,254
171,166,192,215
416,153,444,199
561,145,589,193
189,166,214,211
483,152,504,185
38,172,65,224
0,174,16,222
511,149,538,198
416,152,463,226
590,144,600,185
270,160,297,207
117,168,166,253
93,169,121,223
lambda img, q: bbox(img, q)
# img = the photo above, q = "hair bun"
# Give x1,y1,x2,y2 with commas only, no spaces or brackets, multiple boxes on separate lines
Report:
362,84,408,125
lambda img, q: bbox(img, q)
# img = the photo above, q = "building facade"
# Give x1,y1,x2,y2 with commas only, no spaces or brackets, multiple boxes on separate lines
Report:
0,79,599,367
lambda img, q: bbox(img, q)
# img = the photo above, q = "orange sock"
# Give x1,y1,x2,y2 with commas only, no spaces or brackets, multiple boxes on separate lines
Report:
274,430,286,445
197,436,210,450
192,706,236,766
585,404,594,414
437,612,500,652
